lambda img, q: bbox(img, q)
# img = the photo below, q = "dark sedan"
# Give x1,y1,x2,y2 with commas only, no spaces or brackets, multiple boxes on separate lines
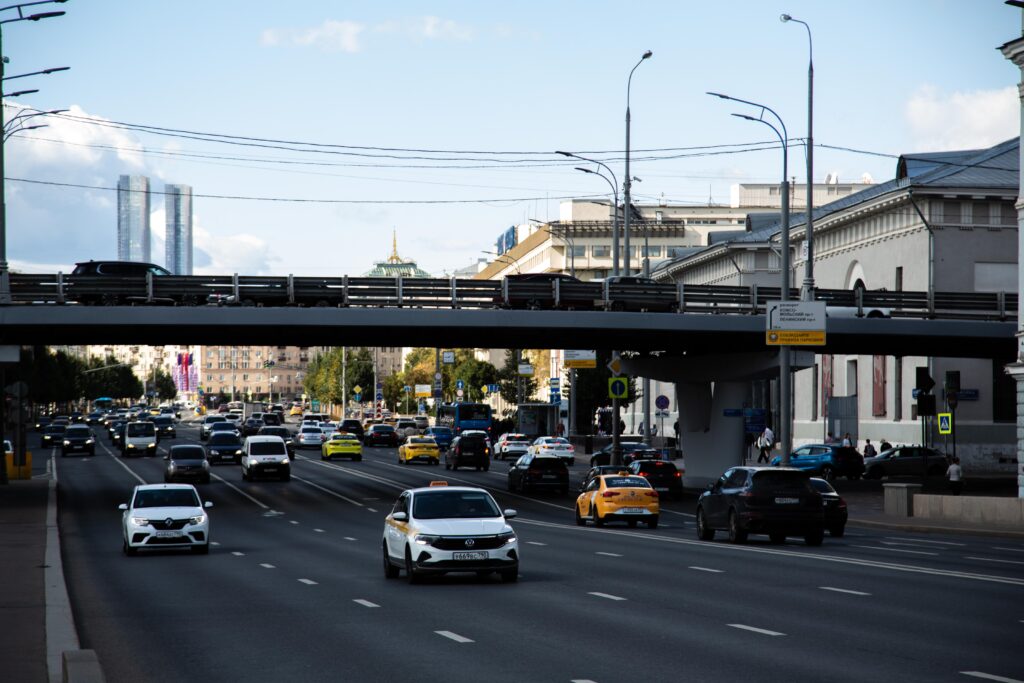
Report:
258,426,295,455
696,467,825,546
34,415,53,432
628,460,683,500
41,424,67,448
589,442,661,467
423,426,453,451
364,424,399,448
61,425,96,456
164,444,210,484
205,432,244,465
152,416,176,439
809,477,848,537
242,417,265,436
507,454,569,494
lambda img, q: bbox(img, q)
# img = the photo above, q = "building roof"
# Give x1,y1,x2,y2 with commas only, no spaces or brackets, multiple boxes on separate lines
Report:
363,232,432,278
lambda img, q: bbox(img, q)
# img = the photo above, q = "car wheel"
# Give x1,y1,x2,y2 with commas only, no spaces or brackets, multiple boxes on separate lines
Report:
383,543,399,579
594,505,605,527
696,507,715,541
444,460,451,470
727,510,747,544
499,568,518,583
819,466,835,483
202,476,210,484
475,465,481,471
927,464,944,477
282,473,290,482
431,459,437,466
192,543,210,555
404,547,422,584
560,486,569,496
647,516,659,529
847,473,861,481
242,468,250,481
769,532,786,544
805,527,825,546
829,525,846,538
355,456,362,462
575,503,585,526
122,539,137,556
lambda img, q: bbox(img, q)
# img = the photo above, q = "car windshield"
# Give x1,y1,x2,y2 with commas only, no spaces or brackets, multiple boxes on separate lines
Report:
409,437,435,445
205,416,226,424
127,423,155,437
211,423,236,431
604,476,651,489
809,479,836,494
207,434,241,446
260,428,288,437
506,434,528,441
133,488,200,509
170,447,205,460
250,441,286,456
153,417,172,426
622,443,652,451
341,421,361,429
752,471,814,491
301,428,321,435
66,426,91,436
638,462,677,474
373,425,395,432
44,425,66,434
544,438,569,445
412,490,501,519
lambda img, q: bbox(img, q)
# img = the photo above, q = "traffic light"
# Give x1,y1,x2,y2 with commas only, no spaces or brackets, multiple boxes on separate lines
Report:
915,367,935,393
945,370,960,409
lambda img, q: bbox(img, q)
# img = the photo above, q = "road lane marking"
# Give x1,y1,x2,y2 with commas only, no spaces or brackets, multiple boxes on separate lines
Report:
886,536,966,547
260,563,275,569
595,552,622,557
819,587,871,596
965,556,1024,566
728,624,785,637
290,520,299,525
689,566,724,573
298,578,318,585
210,542,220,546
353,599,379,608
344,536,357,541
961,672,1024,683
367,507,378,512
101,447,147,485
882,541,946,549
992,547,1024,553
588,592,626,601
571,680,599,683
526,541,547,546
210,472,271,510
435,631,473,643
512,518,1024,587
291,473,366,507
852,545,938,556
314,528,325,533
231,552,245,556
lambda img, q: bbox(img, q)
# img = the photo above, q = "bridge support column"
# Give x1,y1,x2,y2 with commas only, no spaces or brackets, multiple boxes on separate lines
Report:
676,380,748,489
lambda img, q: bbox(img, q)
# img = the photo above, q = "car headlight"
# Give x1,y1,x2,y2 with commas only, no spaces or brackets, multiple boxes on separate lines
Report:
202,461,210,469
188,514,207,525
281,457,290,465
498,531,517,545
131,517,149,526
148,443,156,448
234,449,242,455
414,534,439,546
62,440,71,445
86,438,95,444
126,443,136,449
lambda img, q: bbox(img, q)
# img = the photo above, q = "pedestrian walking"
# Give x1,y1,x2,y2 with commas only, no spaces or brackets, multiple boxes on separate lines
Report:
555,422,565,438
862,439,877,458
946,457,963,495
825,431,835,444
841,432,853,447
879,438,893,453
757,424,774,463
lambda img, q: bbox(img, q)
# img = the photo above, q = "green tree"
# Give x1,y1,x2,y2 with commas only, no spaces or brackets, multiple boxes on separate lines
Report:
563,350,636,434
452,357,498,403
497,349,537,412
303,347,374,406
153,368,177,400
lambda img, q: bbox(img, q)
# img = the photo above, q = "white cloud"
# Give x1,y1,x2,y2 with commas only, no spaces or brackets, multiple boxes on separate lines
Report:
193,226,277,276
416,16,473,41
260,20,365,53
905,85,1019,152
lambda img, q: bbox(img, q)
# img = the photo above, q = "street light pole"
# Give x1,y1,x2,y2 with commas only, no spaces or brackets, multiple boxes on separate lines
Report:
557,151,620,276
0,0,68,305
782,13,815,301
708,92,793,464
623,50,652,276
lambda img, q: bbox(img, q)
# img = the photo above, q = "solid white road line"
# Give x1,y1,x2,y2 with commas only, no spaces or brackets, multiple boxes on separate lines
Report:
571,680,599,683
298,578,318,585
819,586,871,596
353,599,379,608
728,624,785,637
291,473,366,507
688,566,724,573
290,520,299,525
965,556,1024,566
101,447,147,485
526,541,547,546
588,592,627,601
882,541,947,549
435,630,473,643
210,542,220,546
992,547,1024,553
961,672,1024,683
852,545,939,556
231,552,245,556
367,507,378,512
886,536,966,547
595,552,622,557
260,563,275,569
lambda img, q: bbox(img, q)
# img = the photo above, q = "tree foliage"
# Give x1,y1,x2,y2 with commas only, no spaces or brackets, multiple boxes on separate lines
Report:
497,349,538,411
563,350,637,435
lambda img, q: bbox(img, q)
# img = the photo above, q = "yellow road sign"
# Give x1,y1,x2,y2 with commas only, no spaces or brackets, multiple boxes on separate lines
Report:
938,412,952,435
481,385,489,395
608,377,628,399
765,330,827,346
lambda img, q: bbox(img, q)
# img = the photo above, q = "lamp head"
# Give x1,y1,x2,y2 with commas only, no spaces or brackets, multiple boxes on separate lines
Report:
555,150,572,157
780,13,792,22
574,166,594,174
641,50,653,59
706,91,728,100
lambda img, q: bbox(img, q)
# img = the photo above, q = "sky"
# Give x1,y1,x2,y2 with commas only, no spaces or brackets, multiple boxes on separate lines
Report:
3,0,1020,277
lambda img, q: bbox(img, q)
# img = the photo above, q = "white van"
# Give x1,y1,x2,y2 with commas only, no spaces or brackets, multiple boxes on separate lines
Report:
241,436,290,482
123,421,157,457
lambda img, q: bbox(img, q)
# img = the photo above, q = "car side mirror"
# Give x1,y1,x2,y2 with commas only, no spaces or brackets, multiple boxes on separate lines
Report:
503,509,517,519
204,501,213,509
392,512,408,522
118,503,128,511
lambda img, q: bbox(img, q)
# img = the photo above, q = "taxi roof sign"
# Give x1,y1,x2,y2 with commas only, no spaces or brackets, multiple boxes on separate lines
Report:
429,481,449,487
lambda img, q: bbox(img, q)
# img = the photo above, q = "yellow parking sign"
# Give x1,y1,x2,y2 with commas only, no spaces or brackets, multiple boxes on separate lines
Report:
938,412,952,435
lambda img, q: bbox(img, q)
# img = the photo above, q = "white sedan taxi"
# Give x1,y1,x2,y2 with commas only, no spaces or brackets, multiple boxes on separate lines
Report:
120,483,212,555
382,482,519,583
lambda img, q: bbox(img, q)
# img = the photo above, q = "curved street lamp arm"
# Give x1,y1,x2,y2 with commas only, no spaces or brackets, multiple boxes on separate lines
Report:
707,91,788,149
627,50,653,110
557,150,619,198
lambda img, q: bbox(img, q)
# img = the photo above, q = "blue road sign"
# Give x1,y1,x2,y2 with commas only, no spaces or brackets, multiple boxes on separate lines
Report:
376,381,383,390
354,393,362,402
376,392,383,401
743,408,767,434
655,395,670,410
432,389,443,398
723,408,742,417
488,383,499,393
403,385,411,393
608,378,628,399
456,379,464,390
938,413,952,434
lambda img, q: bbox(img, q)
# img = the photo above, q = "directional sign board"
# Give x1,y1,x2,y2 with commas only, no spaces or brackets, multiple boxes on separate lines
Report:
414,384,431,398
442,351,455,364
518,363,534,376
608,377,628,399
565,350,597,369
938,412,952,435
765,300,826,346
607,356,622,376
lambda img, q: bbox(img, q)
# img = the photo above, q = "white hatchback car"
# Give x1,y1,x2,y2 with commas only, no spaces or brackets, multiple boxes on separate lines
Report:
120,483,212,555
382,483,519,583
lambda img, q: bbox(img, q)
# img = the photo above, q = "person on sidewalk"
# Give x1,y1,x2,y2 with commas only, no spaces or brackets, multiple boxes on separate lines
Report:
946,456,963,495
841,432,853,447
825,431,835,444
862,439,877,458
757,424,774,463
879,438,893,453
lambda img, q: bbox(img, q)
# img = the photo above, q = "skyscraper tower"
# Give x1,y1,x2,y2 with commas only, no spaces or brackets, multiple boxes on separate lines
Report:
117,175,151,261
164,184,193,275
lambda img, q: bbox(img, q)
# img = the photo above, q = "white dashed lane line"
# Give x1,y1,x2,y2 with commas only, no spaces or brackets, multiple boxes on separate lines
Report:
435,631,473,643
260,563,275,569
344,537,358,541
992,547,1024,553
588,592,626,601
526,541,547,546
571,680,599,683
886,536,965,547
298,578,318,585
728,624,785,637
595,552,622,557
688,566,724,573
353,599,379,608
819,586,870,596
852,545,938,556
231,552,245,557
965,556,1024,566
314,528,325,533
961,672,1024,683
290,520,299,525
210,542,221,546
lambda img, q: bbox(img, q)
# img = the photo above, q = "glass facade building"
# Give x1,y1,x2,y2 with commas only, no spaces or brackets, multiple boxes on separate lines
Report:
164,184,193,275
116,175,151,262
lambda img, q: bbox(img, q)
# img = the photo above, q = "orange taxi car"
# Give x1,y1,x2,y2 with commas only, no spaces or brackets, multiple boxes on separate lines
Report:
575,473,660,529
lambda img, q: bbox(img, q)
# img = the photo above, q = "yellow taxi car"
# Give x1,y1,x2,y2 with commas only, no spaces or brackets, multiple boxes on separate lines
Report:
289,405,304,416
575,472,660,529
321,432,363,461
398,436,441,466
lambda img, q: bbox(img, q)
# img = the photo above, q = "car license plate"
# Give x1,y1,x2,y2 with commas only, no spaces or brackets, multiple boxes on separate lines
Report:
453,551,488,561
542,475,557,479
621,507,646,514
263,467,277,472
655,487,669,492
155,531,183,538
775,497,800,504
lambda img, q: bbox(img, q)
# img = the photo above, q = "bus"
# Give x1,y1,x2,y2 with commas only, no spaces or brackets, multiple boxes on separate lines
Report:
437,403,492,436
93,397,115,411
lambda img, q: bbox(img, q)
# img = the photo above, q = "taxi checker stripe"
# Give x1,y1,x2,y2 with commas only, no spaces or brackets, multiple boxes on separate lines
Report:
513,518,1024,587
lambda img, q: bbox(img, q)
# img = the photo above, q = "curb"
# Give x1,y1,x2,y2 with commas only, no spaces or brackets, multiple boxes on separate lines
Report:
848,516,1024,539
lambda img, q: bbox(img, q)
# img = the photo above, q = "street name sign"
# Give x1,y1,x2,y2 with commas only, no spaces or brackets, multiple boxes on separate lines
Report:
765,300,826,346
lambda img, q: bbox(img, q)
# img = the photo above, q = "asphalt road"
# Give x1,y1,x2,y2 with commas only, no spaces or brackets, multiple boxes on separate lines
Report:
47,422,1024,683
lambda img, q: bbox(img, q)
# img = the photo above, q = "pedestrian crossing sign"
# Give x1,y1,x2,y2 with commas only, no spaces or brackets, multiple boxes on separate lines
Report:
938,412,952,435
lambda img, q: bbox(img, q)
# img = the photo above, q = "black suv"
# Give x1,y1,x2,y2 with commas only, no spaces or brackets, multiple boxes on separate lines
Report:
446,433,491,471
71,260,172,277
589,442,661,467
61,425,95,456
507,454,568,494
338,419,364,440
628,460,683,500
205,432,244,465
69,260,173,305
696,467,825,546
364,424,398,447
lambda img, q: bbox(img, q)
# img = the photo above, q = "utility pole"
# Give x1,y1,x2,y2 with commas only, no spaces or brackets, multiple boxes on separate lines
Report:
341,346,347,418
